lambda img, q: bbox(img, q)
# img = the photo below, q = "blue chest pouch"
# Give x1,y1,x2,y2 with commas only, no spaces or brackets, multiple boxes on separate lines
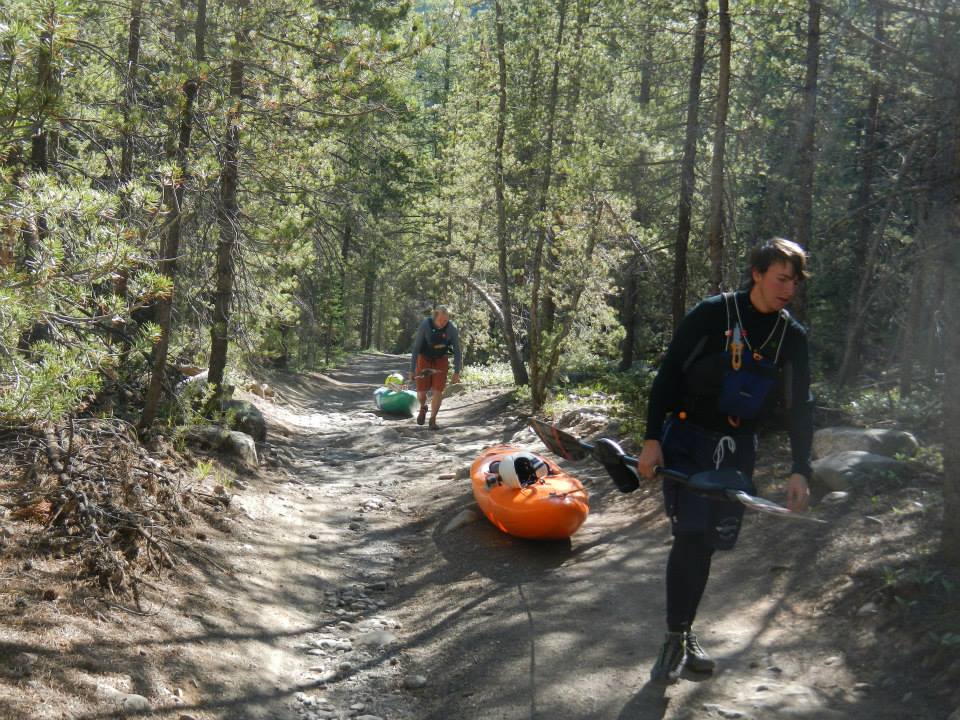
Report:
717,349,779,420
716,294,788,423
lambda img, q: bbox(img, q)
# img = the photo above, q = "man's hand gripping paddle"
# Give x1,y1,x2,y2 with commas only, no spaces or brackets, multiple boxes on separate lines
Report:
529,418,824,523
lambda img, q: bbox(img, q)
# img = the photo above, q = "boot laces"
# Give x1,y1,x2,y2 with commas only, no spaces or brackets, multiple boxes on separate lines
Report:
685,631,706,657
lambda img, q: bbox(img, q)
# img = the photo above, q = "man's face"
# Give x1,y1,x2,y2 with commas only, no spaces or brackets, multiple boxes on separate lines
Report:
434,312,449,328
751,260,799,312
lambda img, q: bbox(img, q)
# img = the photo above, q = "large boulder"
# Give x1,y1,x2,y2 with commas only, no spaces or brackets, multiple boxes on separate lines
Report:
184,425,259,469
221,399,267,443
442,381,467,398
812,426,918,460
225,431,259,468
811,450,909,492
558,408,610,435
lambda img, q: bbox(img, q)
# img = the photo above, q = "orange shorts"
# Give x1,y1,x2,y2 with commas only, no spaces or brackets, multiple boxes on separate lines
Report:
415,355,449,392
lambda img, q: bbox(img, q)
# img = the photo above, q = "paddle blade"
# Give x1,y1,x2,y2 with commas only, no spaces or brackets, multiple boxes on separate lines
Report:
592,438,640,493
729,490,827,523
528,418,592,461
686,468,753,494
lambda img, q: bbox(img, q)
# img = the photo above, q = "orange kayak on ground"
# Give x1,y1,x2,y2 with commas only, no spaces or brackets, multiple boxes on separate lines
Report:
470,445,589,540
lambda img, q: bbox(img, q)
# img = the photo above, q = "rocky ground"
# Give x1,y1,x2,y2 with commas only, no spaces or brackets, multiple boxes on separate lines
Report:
1,352,957,720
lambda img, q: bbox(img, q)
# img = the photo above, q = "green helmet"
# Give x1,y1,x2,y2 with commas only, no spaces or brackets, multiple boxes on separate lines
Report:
385,372,404,389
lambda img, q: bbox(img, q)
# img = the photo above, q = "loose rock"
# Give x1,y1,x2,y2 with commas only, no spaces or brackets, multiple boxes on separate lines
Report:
404,674,428,689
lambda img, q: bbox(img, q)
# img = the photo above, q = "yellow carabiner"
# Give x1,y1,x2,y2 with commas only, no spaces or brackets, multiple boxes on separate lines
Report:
731,340,743,370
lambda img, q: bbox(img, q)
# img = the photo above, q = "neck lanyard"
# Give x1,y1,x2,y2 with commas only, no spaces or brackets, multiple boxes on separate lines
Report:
733,295,787,363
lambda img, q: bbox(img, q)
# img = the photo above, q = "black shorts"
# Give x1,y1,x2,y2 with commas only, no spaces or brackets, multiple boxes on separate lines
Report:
660,416,757,550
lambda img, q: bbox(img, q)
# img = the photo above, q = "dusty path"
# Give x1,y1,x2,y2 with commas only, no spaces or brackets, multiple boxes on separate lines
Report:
182,352,948,720
5,353,950,720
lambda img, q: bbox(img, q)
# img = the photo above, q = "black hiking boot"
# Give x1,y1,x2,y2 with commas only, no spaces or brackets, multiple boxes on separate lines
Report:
416,405,427,425
428,417,439,430
683,630,715,673
649,631,685,683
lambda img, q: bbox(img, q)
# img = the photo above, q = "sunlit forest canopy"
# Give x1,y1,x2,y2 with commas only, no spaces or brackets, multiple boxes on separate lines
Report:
0,0,956,427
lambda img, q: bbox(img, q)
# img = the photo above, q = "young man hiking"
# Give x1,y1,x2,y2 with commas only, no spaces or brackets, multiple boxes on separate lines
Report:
409,305,462,430
637,238,814,682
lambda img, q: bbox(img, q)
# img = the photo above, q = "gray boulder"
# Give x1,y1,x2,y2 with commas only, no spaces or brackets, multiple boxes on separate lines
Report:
442,381,467,398
226,431,259,469
813,426,918,460
184,425,259,469
811,450,909,492
221,399,267,442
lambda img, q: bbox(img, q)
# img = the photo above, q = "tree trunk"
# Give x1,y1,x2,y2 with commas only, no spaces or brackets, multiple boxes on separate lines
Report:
939,40,960,568
375,279,385,350
898,246,924,397
621,20,653,370
113,0,144,365
944,217,960,566
141,0,207,428
706,0,731,294
618,266,639,371
530,199,605,411
835,3,882,385
493,0,529,386
207,31,246,392
16,14,56,352
361,258,376,349
794,0,821,251
923,259,945,383
19,18,54,273
836,140,917,386
529,0,568,390
119,0,143,185
671,0,708,329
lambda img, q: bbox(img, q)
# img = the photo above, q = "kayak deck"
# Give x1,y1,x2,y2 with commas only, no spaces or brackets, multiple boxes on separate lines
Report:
470,445,589,540
374,387,418,415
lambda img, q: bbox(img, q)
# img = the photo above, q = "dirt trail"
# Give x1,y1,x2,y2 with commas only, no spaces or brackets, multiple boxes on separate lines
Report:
2,353,951,720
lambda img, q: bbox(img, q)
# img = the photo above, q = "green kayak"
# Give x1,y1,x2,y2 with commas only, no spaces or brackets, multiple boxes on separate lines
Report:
374,387,418,415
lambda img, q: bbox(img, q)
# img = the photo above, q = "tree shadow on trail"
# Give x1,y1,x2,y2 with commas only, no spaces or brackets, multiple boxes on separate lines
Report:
432,498,577,585
617,680,669,720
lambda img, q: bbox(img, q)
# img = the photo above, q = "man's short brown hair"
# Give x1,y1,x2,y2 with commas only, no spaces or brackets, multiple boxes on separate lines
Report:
747,237,810,287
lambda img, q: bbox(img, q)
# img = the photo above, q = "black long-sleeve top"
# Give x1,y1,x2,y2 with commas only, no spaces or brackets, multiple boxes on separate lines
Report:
644,290,814,479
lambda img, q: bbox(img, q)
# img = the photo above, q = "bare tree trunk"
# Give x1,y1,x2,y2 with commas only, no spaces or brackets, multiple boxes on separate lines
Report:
494,0,529,386
375,279,385,350
942,190,960,567
898,246,924,397
361,257,376,349
939,40,960,565
944,237,960,567
141,0,207,428
19,15,54,273
836,141,916,385
619,264,639,371
621,21,653,370
16,12,57,353
119,0,143,185
706,0,731,294
923,259,945,383
835,3,882,385
207,30,246,392
794,0,821,251
671,0,708,329
113,0,144,366
529,0,568,393
530,199,605,411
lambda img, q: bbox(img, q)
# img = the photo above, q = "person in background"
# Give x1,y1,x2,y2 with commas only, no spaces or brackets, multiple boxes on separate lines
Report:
409,305,462,430
637,237,814,683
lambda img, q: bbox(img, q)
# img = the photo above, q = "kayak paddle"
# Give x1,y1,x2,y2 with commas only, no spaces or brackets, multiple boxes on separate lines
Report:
528,418,825,523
